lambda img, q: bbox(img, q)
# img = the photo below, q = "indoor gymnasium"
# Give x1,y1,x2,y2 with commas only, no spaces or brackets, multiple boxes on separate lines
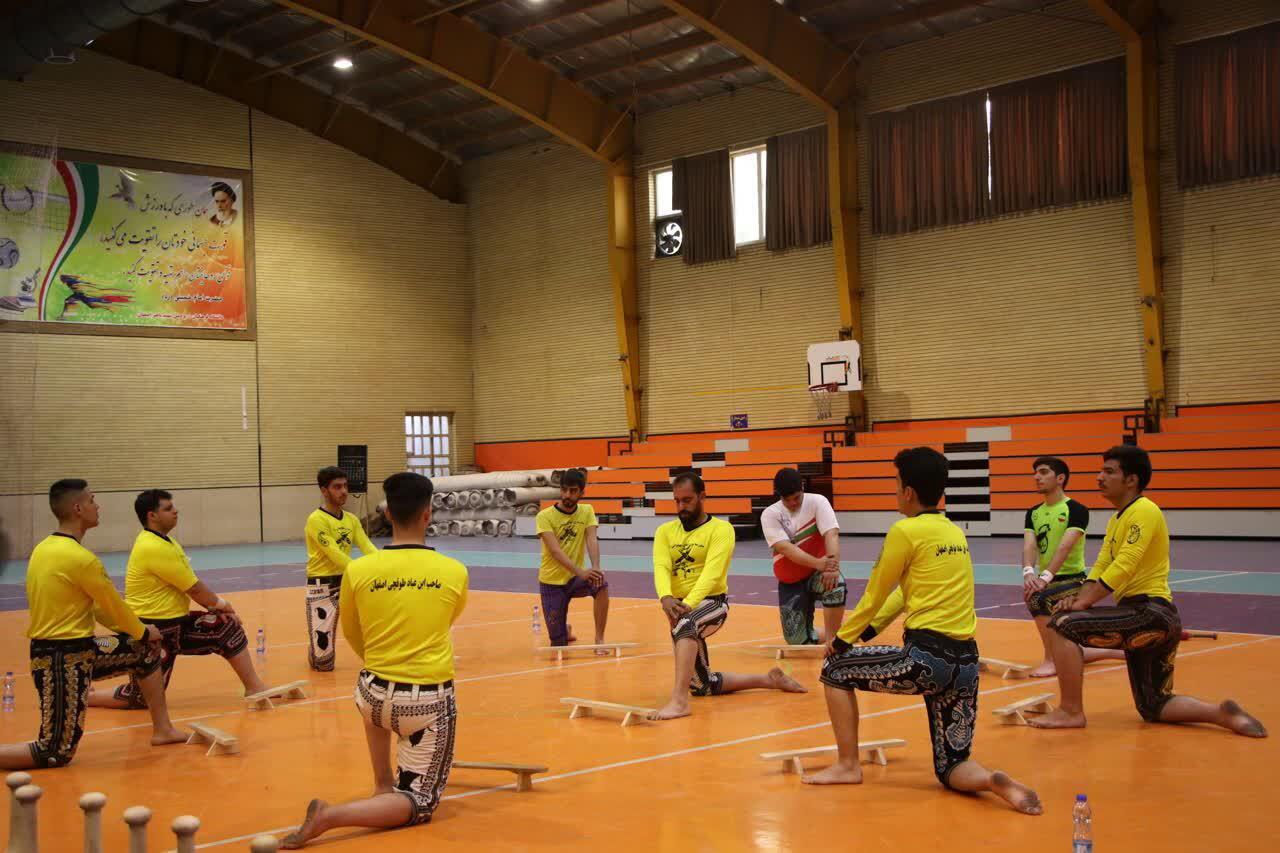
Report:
1,0,1278,850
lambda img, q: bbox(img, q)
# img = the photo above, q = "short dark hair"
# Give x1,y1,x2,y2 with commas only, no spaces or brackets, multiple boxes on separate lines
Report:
672,472,705,494
560,469,587,490
1032,456,1070,488
135,489,173,527
384,472,433,525
211,181,237,202
317,466,348,489
1103,445,1153,491
893,447,948,507
49,479,88,520
773,467,804,497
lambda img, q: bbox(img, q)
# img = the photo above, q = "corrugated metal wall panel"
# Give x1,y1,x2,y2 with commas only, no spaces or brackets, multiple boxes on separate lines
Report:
635,87,847,434
252,113,473,481
1159,0,1280,408
855,0,1145,421
1,51,250,168
463,141,629,442
0,54,473,549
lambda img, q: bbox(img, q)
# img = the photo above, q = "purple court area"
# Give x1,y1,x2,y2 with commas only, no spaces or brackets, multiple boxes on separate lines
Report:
2,535,1276,635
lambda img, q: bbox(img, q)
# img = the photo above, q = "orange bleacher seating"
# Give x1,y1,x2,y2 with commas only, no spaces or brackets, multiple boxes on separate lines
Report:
857,428,968,447
704,480,773,497
654,498,752,514
1140,430,1280,452
992,470,1280,494
746,435,835,450
1162,414,1280,433
724,449,824,465
1009,421,1126,440
626,440,718,456
583,483,645,499
835,495,946,511
591,467,673,483
990,437,1117,458
834,478,898,495
832,461,899,478
833,444,943,463
701,464,788,481
607,452,690,469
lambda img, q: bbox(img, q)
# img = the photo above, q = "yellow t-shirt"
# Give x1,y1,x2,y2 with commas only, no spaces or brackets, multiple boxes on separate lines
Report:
838,512,976,644
1088,496,1172,602
653,516,733,608
26,533,146,641
339,545,468,684
305,508,377,578
124,530,199,621
535,503,599,585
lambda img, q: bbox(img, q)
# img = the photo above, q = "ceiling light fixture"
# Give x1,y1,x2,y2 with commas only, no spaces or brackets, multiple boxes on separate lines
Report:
333,56,354,70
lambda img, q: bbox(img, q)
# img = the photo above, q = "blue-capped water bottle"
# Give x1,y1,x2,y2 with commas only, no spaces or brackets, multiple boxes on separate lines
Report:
256,627,266,657
2,671,14,713
1072,794,1093,852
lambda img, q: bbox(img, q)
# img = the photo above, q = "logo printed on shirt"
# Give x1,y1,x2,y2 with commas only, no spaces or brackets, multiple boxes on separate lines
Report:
672,543,701,576
1126,524,1142,544
557,522,581,546
336,528,353,548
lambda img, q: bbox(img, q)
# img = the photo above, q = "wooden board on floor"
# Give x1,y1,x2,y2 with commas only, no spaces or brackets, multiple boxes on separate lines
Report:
538,642,640,662
760,738,907,774
453,760,548,793
561,697,656,727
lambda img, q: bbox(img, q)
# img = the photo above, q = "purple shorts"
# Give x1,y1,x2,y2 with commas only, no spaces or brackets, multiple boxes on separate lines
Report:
540,576,608,646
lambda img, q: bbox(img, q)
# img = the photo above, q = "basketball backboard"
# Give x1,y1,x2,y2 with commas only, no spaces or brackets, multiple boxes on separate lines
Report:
807,341,862,391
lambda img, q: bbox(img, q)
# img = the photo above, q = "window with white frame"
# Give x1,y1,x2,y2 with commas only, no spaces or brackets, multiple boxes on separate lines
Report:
653,167,679,217
731,146,767,245
405,413,451,477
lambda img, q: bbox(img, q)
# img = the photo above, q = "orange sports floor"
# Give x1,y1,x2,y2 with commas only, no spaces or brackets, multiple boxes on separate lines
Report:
2,588,1277,851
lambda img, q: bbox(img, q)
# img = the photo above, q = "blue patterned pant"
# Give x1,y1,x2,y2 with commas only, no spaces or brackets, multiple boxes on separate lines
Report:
820,629,979,787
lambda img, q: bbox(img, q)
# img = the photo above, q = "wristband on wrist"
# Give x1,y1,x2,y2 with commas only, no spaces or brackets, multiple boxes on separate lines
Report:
1038,571,1054,583
1022,566,1036,577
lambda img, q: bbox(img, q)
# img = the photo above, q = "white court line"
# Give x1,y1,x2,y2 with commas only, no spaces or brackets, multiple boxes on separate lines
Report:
190,634,1277,851
1170,571,1249,585
80,630,785,739
264,604,657,650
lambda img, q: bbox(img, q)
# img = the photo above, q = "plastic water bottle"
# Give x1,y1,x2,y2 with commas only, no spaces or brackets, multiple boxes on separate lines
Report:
2,672,14,713
531,605,541,636
1072,794,1093,852
256,627,266,657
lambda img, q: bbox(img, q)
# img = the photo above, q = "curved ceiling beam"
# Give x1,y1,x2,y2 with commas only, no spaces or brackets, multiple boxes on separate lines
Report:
91,20,462,202
272,0,633,163
659,0,857,109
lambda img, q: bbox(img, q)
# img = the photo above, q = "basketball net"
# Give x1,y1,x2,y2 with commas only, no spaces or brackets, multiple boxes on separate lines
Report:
809,383,839,420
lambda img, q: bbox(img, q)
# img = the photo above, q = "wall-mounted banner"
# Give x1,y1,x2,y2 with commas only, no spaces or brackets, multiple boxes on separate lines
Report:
0,147,248,330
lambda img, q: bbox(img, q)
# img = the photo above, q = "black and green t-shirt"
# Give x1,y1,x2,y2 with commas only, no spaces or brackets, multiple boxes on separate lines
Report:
1024,498,1090,577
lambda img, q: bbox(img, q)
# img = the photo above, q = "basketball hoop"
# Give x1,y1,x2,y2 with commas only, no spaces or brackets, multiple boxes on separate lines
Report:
809,383,840,420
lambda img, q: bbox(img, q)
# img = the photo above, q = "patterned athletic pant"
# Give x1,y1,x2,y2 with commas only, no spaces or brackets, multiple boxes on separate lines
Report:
1026,573,1089,618
671,595,730,697
355,671,457,825
28,635,162,768
1049,595,1181,722
307,576,342,671
821,629,979,787
778,571,847,645
113,612,249,708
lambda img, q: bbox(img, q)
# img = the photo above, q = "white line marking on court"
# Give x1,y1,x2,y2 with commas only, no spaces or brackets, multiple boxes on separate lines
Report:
80,630,783,739
976,601,1025,611
1170,571,1249,585
191,634,1276,850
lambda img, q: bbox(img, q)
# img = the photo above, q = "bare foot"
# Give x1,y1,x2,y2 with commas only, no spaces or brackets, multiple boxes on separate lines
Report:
768,667,808,693
150,728,189,746
648,700,691,721
801,762,863,785
594,648,613,656
1222,700,1268,738
280,799,326,849
567,624,577,643
1028,660,1057,678
1027,708,1087,729
990,771,1043,815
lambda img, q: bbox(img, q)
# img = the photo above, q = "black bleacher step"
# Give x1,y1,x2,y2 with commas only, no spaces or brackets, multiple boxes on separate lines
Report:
645,481,674,491
945,476,990,487
692,452,726,462
797,462,825,476
947,510,991,522
947,459,989,471
596,514,630,525
944,494,990,505
750,497,774,510
668,466,698,476
944,441,990,453
621,498,652,508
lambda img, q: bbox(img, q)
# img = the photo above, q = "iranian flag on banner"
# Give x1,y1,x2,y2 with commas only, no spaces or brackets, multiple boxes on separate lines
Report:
773,518,825,584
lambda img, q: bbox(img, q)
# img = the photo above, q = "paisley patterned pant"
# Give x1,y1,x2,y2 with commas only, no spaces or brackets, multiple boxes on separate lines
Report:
1049,595,1181,722
821,628,979,787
